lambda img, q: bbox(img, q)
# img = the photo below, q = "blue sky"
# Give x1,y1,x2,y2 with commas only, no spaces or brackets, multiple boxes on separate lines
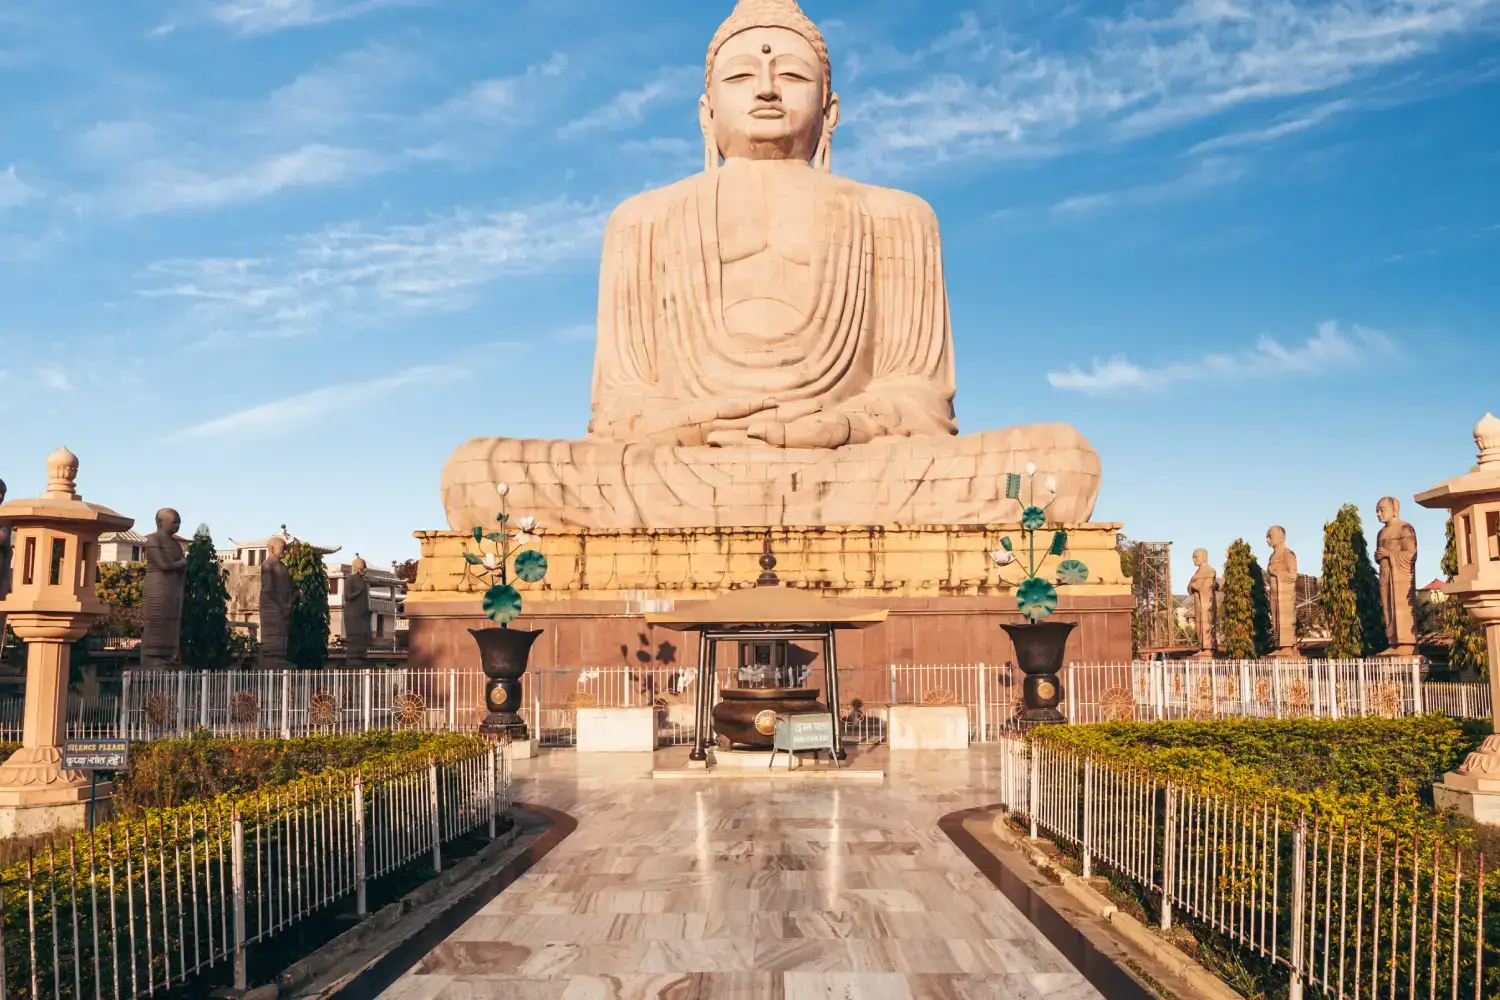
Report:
1,0,1496,591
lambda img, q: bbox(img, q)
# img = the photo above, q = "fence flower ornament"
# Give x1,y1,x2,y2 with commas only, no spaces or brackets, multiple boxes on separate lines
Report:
229,691,259,725
461,483,551,625
308,691,339,727
988,467,1090,621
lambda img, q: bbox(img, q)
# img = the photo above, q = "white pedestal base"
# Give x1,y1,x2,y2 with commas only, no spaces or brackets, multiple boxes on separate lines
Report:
0,781,112,838
576,707,657,753
888,705,970,750
1433,772,1500,825
507,738,537,760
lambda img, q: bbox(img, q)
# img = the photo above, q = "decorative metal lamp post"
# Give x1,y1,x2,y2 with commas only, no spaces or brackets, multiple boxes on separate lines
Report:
0,447,133,836
1415,413,1500,824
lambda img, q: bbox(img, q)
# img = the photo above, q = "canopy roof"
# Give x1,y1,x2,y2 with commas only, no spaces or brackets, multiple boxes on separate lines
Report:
646,584,887,631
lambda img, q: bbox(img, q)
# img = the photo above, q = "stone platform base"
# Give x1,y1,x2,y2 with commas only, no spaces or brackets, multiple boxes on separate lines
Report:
0,781,112,838
654,750,883,782
577,707,657,752
407,522,1132,677
888,705,970,750
1434,773,1500,825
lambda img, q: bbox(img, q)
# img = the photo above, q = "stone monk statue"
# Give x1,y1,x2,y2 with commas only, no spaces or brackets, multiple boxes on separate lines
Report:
141,508,188,667
442,0,1101,531
343,556,371,666
257,535,293,669
1375,496,1418,654
1265,526,1298,656
1188,548,1218,657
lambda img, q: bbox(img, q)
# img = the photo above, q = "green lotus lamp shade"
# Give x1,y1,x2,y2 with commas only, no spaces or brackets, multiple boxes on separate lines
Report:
1016,577,1058,620
483,584,523,623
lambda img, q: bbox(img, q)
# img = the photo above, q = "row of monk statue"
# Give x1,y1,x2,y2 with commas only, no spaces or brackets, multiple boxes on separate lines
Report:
132,513,373,669
1187,498,1419,657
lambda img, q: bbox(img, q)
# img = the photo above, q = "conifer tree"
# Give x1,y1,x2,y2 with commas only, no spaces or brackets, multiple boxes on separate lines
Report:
1219,540,1259,659
180,525,231,669
1247,554,1275,658
1320,504,1388,658
284,540,330,669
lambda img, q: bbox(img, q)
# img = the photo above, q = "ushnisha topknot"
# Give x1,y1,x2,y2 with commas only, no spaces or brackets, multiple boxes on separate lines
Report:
706,0,831,98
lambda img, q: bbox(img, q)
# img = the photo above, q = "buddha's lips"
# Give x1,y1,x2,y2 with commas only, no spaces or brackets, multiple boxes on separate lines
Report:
749,107,786,119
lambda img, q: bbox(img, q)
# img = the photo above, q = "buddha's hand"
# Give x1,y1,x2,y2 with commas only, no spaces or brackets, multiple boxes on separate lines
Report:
706,401,884,449
638,396,779,445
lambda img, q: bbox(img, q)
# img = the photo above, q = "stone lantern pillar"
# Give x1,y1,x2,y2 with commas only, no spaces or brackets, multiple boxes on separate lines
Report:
1416,413,1500,824
0,447,133,837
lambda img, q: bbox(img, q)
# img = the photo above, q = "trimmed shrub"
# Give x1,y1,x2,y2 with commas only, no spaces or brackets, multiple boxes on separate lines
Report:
114,730,484,812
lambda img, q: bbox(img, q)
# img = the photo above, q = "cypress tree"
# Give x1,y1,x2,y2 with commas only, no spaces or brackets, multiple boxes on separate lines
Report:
1219,540,1258,659
1247,554,1275,658
180,525,231,669
1320,504,1388,658
284,540,330,669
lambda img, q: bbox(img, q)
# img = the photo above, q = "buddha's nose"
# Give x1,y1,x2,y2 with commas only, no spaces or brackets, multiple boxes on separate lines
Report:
755,64,777,100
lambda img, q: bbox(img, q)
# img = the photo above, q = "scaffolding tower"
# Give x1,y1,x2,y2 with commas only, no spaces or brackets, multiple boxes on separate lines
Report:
1131,541,1175,652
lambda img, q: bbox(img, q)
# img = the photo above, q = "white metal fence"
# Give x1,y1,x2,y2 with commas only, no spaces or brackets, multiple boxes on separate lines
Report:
1,742,512,999
1063,658,1448,724
96,659,1496,748
998,735,1498,1000
0,693,123,743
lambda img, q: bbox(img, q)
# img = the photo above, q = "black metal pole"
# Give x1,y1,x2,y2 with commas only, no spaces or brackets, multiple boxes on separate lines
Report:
87,771,96,831
689,631,709,762
825,627,846,759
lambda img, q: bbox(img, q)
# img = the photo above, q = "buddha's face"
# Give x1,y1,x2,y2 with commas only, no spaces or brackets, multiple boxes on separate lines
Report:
1377,498,1396,523
157,508,181,535
1193,548,1207,567
1268,527,1285,548
703,26,835,162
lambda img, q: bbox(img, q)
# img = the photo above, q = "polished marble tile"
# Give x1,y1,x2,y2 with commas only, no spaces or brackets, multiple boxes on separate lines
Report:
379,747,1104,1000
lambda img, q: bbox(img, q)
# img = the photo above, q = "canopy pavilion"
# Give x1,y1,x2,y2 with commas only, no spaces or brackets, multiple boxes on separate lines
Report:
646,550,887,763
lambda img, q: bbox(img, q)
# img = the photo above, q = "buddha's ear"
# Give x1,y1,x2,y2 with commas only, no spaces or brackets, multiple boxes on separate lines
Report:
816,93,840,171
698,94,718,171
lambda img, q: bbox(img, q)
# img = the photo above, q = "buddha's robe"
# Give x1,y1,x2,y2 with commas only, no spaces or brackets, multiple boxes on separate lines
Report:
443,165,1101,530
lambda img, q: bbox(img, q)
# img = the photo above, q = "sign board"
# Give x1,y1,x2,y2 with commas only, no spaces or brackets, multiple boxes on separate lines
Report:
772,713,836,757
62,739,129,771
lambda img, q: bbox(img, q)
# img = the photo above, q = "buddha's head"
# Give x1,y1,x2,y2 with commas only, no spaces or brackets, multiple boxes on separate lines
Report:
266,536,287,562
1192,547,1208,567
1268,525,1286,549
351,555,367,575
1377,496,1399,523
702,0,838,168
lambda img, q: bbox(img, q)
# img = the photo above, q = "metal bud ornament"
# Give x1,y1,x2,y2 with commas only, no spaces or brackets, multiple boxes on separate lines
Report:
460,489,549,625
989,467,1090,621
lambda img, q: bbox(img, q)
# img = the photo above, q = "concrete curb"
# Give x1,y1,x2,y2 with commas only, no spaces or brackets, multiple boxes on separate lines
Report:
990,814,1244,1000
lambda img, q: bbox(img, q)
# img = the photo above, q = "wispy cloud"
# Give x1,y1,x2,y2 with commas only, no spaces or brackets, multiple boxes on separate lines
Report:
144,198,608,339
113,145,389,215
560,66,700,138
1188,100,1354,155
1047,321,1397,394
167,364,466,442
1051,156,1247,214
0,166,39,211
842,0,1497,174
209,0,419,35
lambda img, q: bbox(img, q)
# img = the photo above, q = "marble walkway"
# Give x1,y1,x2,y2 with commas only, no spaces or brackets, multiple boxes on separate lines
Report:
379,747,1106,1000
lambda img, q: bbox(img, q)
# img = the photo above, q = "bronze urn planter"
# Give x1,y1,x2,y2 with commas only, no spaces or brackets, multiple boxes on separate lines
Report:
1002,621,1073,726
471,627,541,739
712,687,827,750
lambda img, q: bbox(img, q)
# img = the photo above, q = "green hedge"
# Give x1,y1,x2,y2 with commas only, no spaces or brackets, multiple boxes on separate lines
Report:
1035,715,1488,799
114,730,486,812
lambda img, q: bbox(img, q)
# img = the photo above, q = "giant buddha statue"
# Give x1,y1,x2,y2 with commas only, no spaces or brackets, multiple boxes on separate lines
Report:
442,0,1100,531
